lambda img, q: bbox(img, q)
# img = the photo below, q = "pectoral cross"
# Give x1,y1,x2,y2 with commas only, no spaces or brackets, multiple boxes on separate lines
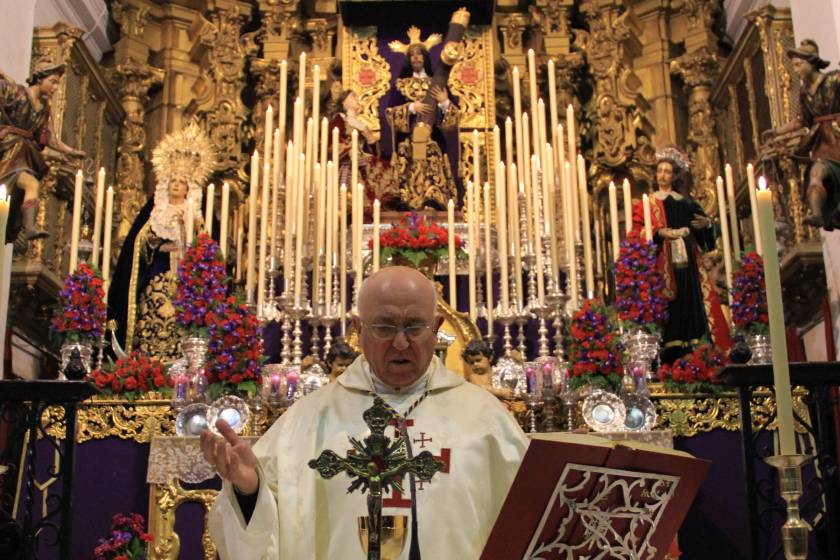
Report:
308,397,445,560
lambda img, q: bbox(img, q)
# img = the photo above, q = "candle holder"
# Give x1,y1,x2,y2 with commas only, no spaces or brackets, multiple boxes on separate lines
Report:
493,303,517,357
289,302,311,365
279,290,293,364
547,285,569,362
262,264,283,323
320,312,339,358
531,303,553,357
764,454,813,560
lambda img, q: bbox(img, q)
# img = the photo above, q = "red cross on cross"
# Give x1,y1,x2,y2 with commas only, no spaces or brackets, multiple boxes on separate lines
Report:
383,448,450,508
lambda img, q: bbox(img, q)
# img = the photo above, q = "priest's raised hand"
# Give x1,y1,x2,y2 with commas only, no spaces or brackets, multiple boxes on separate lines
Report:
201,420,259,495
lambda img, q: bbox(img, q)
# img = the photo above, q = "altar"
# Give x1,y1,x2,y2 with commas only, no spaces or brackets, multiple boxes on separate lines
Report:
3,387,805,560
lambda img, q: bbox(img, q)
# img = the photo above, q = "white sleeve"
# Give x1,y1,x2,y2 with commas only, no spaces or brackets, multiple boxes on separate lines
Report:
208,464,281,559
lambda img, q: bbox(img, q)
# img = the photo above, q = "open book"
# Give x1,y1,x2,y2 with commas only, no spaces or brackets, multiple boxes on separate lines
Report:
481,433,709,560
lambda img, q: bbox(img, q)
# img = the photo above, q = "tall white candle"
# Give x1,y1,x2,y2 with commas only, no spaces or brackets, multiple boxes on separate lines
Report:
102,186,114,284
725,163,741,258
311,64,320,179
263,104,274,167
608,181,620,262
504,117,514,180
354,183,364,302
512,67,524,195
258,164,270,315
532,158,545,305
622,178,633,234
205,183,215,235
220,182,230,259
277,60,288,181
325,161,334,314
298,52,306,102
521,114,534,252
69,169,84,273
578,157,593,296
247,151,259,303
271,129,281,265
715,176,733,294
312,165,323,307
448,198,457,309
372,198,381,272
186,196,195,247
467,181,477,322
756,177,796,455
528,49,539,155
496,164,509,310
642,194,653,242
566,105,578,240
564,162,578,308
472,129,480,195
483,182,494,336
340,183,348,335
294,155,306,306
747,163,762,255
351,129,359,203
548,59,558,164
543,142,559,286
283,141,295,291
91,167,105,267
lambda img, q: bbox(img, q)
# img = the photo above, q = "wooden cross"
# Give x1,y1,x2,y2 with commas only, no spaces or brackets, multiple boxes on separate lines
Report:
308,397,444,560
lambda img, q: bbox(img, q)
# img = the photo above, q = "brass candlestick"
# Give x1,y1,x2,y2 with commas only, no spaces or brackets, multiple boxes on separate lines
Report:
765,454,813,560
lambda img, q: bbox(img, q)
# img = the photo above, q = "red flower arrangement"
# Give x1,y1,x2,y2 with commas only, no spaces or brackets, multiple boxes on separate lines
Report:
369,212,466,269
91,512,152,560
730,252,769,335
174,233,228,336
657,342,726,394
50,262,107,342
568,298,623,392
614,230,668,332
205,294,263,399
89,352,171,400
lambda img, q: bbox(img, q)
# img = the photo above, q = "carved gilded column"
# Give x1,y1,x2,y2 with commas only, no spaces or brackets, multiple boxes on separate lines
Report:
190,2,257,179
579,1,654,176
496,14,529,69
671,50,720,215
112,59,164,241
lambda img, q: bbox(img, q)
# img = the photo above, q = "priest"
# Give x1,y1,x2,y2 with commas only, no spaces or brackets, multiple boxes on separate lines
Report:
203,266,527,559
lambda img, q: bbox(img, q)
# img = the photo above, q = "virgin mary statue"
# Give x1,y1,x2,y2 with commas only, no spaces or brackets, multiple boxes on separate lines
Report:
109,122,214,361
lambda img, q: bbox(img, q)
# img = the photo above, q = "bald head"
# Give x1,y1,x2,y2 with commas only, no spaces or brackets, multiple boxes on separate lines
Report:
357,266,437,320
354,266,442,388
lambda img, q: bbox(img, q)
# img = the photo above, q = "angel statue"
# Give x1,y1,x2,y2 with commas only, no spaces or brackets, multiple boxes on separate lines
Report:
108,122,214,362
385,9,469,210
0,57,85,246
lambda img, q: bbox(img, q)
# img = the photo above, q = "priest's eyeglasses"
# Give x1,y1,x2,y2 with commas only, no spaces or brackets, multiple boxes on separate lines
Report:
362,323,432,340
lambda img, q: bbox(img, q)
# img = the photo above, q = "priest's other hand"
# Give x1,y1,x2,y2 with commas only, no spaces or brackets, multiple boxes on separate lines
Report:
201,420,260,495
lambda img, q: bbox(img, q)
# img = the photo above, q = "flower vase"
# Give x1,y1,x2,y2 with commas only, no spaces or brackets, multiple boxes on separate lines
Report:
59,341,94,381
181,335,209,402
747,333,772,365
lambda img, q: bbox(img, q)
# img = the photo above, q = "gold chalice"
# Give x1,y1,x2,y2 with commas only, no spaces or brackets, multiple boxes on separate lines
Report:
358,515,408,560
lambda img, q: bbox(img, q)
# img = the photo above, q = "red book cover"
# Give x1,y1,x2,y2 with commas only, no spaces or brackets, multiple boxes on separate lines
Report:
481,434,710,560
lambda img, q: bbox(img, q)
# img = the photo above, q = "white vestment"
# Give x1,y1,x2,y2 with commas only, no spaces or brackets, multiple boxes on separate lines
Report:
208,355,528,559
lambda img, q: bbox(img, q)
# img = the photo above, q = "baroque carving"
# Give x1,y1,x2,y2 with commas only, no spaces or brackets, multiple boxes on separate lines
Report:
191,6,257,176
111,0,150,38
148,480,218,560
579,1,653,170
111,58,164,239
448,27,495,130
341,26,391,133
671,51,720,216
